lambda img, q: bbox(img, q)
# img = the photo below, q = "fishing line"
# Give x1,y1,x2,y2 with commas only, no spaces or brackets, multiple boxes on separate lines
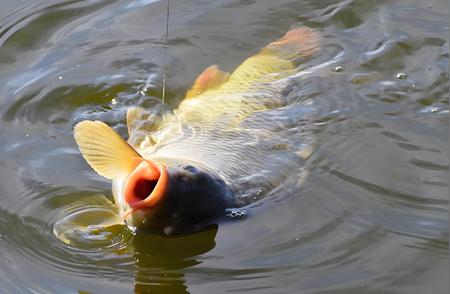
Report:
141,0,170,105
161,0,170,105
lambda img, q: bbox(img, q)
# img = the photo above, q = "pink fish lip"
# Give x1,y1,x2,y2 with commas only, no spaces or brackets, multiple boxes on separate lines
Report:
123,159,168,210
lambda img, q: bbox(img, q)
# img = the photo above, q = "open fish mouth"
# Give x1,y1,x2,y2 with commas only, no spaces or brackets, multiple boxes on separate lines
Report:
124,159,168,209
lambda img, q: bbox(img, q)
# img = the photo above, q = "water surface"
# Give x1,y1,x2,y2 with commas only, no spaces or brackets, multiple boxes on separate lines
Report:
0,0,448,293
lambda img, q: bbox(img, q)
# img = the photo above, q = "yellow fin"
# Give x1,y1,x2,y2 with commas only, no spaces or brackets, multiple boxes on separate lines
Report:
263,27,321,63
185,65,229,98
126,106,148,137
74,120,142,180
226,27,321,85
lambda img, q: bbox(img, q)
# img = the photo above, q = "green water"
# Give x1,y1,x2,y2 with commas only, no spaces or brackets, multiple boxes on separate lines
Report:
0,0,448,293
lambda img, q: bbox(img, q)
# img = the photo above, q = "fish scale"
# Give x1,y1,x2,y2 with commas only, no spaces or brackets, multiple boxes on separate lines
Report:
128,28,321,190
73,27,321,230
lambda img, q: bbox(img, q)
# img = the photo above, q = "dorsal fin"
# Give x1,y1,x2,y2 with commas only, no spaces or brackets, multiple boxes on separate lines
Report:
185,65,229,98
74,120,142,180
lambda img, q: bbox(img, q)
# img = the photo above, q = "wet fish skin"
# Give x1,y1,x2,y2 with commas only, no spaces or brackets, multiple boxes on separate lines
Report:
126,164,234,235
74,27,321,234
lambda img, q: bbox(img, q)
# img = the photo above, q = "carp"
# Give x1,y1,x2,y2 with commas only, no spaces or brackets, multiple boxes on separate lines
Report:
74,27,320,235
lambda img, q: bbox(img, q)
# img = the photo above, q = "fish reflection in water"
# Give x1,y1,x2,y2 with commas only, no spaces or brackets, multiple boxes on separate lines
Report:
131,226,218,293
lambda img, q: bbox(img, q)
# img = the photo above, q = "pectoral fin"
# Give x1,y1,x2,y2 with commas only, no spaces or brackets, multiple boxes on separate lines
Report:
185,65,229,98
74,120,142,180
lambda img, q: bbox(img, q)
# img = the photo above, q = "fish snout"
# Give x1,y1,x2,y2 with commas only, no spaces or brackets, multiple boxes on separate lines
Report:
123,159,168,209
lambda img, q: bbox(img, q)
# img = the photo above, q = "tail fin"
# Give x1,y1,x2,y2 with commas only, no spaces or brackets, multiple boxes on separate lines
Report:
263,27,320,64
226,27,321,85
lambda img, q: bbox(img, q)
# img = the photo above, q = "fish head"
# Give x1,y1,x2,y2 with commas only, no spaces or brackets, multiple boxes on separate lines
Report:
115,159,234,234
73,120,234,235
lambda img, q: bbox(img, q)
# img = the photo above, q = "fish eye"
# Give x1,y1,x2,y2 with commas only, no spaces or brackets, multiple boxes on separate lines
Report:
181,165,198,173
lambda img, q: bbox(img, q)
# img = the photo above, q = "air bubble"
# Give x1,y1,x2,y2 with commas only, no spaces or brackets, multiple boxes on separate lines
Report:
111,98,117,105
396,72,407,80
334,66,343,72
225,208,247,219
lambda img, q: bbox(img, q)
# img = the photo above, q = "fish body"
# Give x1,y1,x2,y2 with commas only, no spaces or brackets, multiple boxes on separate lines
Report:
74,27,320,234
